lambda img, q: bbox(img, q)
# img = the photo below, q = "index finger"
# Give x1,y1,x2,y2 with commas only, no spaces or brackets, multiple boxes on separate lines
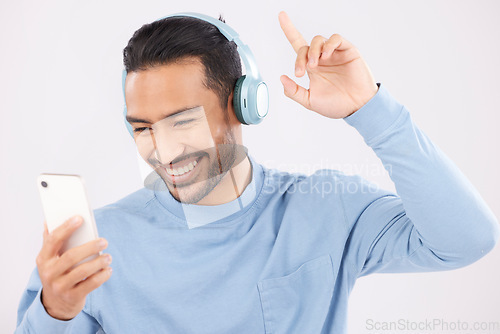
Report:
278,11,308,54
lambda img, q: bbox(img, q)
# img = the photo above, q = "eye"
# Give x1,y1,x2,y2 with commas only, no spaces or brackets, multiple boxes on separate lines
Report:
133,127,152,133
174,119,194,127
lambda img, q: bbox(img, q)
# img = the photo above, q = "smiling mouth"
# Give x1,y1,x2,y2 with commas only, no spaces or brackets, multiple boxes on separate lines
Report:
160,156,203,184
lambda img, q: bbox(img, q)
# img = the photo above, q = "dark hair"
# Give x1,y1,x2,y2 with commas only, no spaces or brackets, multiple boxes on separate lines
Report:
122,14,242,114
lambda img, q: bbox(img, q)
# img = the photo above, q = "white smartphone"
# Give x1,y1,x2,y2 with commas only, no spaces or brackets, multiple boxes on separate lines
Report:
37,173,101,268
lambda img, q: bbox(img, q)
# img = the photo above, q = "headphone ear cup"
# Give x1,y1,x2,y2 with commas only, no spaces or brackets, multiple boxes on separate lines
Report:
122,69,135,137
123,105,134,137
233,75,248,125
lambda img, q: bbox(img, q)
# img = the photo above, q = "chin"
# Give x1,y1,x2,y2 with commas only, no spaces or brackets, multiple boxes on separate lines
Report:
165,178,208,204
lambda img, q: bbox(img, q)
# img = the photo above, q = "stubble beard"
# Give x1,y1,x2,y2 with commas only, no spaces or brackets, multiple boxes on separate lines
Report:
165,135,237,204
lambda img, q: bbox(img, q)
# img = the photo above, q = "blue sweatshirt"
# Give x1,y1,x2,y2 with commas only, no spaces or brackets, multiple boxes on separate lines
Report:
15,83,500,333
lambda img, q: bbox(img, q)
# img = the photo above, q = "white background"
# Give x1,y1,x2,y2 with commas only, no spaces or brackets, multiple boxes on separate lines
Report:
2,0,499,332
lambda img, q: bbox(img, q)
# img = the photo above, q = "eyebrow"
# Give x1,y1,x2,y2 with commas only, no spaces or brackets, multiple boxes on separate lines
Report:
125,105,202,124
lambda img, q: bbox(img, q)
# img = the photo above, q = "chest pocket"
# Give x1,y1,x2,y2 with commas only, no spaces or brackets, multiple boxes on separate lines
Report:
257,254,335,334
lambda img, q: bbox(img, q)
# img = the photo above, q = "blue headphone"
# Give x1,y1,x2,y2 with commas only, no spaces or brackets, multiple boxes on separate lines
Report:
122,12,269,137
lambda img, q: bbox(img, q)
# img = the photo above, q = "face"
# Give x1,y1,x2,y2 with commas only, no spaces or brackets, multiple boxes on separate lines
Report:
124,59,242,204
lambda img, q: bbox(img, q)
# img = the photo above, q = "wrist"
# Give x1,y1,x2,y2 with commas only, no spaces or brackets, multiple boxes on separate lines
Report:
344,83,380,118
41,289,75,321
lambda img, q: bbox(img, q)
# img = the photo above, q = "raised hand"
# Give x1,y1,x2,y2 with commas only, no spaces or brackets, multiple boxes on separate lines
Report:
278,11,379,119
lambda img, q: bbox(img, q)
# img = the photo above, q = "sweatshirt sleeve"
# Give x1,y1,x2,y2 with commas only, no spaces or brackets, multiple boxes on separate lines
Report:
15,266,102,333
340,83,500,278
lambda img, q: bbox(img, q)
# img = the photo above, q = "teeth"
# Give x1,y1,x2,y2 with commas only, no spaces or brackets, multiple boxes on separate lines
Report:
165,158,198,176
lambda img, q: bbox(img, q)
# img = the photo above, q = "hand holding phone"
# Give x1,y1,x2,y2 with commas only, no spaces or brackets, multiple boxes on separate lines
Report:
36,174,112,320
36,217,112,320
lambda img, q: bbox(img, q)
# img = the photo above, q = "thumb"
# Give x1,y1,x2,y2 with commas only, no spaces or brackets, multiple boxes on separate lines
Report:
280,75,310,108
43,221,48,239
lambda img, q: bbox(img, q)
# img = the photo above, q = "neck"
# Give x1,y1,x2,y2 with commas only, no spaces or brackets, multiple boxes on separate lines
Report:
195,155,252,206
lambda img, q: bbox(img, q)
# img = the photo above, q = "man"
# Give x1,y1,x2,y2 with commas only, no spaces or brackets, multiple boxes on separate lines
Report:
15,11,499,333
